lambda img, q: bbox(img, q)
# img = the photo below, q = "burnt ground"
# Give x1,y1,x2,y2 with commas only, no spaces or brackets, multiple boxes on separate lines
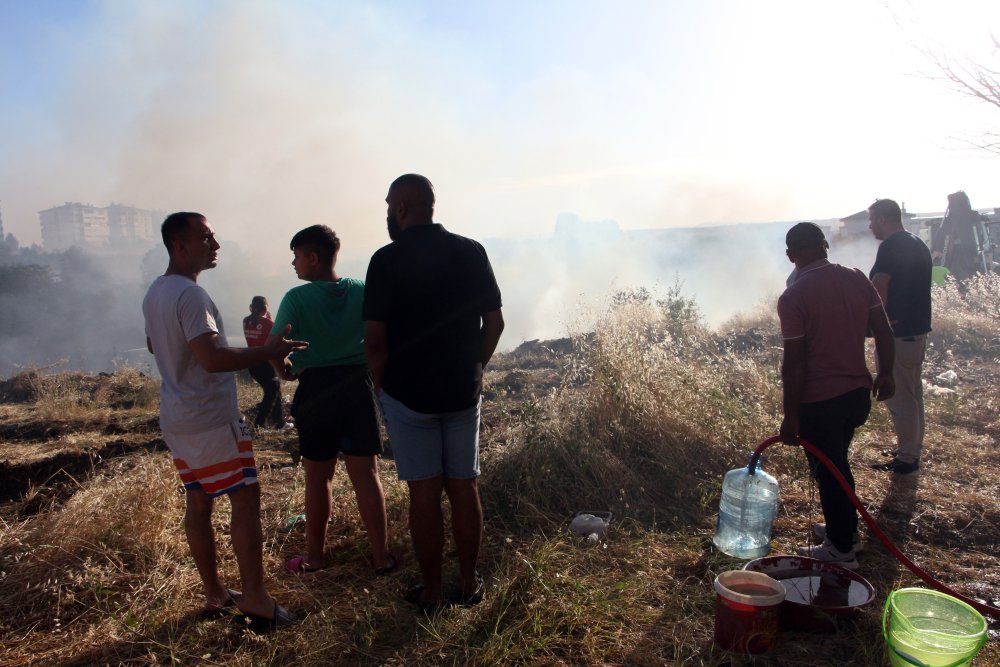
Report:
0,400,166,511
0,344,573,521
0,438,164,511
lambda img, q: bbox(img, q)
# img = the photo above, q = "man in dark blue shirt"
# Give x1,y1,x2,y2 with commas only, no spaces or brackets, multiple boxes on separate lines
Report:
364,174,504,610
867,199,932,475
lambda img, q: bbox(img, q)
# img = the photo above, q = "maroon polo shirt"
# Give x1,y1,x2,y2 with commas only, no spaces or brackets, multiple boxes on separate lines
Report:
777,259,882,403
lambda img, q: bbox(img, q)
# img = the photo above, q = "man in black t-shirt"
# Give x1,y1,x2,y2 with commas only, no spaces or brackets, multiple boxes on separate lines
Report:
364,174,504,610
867,199,932,475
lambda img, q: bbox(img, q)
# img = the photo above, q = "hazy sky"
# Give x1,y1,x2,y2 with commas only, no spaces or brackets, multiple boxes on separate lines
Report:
1,0,999,265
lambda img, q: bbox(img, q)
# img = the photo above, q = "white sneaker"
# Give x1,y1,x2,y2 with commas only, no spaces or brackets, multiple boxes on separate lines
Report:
813,523,864,552
796,540,859,570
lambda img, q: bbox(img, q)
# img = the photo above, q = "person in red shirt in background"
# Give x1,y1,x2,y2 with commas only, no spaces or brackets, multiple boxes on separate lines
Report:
243,296,290,430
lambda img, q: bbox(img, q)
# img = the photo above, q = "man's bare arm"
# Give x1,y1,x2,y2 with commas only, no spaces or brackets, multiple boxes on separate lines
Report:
188,324,307,373
364,320,388,395
779,337,806,445
871,273,891,313
480,309,505,368
868,305,896,402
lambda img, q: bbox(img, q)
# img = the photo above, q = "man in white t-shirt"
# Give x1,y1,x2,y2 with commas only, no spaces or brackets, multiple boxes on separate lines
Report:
143,212,307,632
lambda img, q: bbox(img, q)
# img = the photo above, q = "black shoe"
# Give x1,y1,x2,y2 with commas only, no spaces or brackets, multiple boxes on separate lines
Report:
232,603,297,634
404,585,446,613
449,573,485,607
871,458,919,475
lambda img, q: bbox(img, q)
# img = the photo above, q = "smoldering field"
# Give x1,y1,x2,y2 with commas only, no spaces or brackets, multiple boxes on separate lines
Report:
0,272,998,666
0,215,878,378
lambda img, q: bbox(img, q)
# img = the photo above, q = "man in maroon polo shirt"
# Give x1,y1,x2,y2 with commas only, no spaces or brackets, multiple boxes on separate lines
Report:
777,222,895,568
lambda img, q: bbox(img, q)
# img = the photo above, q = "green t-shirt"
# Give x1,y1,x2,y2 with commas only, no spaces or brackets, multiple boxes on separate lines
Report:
272,278,367,373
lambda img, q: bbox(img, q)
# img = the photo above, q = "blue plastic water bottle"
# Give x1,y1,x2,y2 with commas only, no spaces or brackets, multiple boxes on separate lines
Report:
713,456,780,559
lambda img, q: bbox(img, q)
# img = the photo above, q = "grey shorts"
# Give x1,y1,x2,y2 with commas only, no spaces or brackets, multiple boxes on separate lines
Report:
378,391,481,481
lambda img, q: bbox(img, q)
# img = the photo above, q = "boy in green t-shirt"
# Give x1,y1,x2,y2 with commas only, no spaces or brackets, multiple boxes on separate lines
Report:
269,225,397,576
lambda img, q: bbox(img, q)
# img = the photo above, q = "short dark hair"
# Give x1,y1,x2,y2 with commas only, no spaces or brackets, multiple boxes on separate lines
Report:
785,222,828,251
161,212,205,254
290,224,340,263
868,199,901,224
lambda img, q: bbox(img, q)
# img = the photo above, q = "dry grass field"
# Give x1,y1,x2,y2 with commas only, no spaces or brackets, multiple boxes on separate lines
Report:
1,276,998,666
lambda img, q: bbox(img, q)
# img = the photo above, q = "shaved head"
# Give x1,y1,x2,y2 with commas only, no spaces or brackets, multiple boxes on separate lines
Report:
385,173,436,240
388,174,435,217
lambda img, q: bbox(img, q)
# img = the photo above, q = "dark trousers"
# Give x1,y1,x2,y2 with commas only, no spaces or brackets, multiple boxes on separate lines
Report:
248,362,283,427
798,387,872,553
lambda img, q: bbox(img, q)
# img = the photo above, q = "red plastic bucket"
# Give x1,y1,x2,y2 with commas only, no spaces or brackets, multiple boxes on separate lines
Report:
714,570,786,653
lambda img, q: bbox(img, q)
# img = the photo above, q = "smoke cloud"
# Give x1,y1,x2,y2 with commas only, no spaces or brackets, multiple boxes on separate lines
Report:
0,2,956,374
0,211,886,378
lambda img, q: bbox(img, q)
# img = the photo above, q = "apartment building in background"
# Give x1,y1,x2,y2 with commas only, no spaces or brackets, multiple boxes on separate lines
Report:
39,202,158,251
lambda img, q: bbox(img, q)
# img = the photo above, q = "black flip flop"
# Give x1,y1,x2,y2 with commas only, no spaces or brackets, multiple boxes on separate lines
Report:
374,554,400,577
233,603,297,634
403,584,446,613
201,589,241,618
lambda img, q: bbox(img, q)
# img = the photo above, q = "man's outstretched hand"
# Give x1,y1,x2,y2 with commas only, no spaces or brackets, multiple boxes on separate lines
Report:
265,324,308,359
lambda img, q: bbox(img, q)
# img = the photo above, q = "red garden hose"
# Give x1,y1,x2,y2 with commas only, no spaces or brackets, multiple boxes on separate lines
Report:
747,435,1000,619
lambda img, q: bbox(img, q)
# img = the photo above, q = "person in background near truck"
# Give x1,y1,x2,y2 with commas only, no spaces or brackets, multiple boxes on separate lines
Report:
931,191,984,281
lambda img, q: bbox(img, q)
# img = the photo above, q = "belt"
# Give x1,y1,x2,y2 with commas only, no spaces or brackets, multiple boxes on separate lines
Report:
900,336,916,342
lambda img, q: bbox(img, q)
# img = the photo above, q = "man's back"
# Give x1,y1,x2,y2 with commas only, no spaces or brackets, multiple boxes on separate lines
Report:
364,224,502,413
777,260,879,403
870,231,932,337
272,279,367,373
143,274,238,433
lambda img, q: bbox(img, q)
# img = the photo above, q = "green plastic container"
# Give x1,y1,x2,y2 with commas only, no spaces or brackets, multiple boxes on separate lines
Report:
931,265,951,287
883,588,987,667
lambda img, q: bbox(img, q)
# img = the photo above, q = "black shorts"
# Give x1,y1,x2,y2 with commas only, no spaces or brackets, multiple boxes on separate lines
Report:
291,364,382,461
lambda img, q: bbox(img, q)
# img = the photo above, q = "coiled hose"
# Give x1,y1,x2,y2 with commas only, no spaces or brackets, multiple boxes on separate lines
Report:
747,434,1000,619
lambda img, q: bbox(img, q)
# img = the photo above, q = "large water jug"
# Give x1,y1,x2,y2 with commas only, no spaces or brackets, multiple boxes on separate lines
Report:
713,459,779,559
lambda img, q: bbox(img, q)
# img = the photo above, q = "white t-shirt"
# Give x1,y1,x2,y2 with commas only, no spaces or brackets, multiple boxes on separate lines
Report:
142,274,240,434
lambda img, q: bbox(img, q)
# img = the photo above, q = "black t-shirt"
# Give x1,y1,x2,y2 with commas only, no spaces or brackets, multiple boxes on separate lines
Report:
869,231,932,337
363,224,503,413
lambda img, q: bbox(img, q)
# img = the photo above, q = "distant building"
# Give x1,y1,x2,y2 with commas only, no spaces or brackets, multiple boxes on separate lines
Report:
106,203,155,247
835,205,917,242
38,202,158,251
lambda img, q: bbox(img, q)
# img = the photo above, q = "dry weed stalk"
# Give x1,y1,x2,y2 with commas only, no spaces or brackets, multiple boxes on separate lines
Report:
929,273,1000,353
487,296,779,531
